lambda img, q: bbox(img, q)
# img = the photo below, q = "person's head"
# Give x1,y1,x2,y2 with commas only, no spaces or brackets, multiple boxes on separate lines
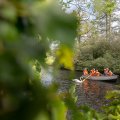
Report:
92,68,95,70
96,70,98,72
106,68,109,70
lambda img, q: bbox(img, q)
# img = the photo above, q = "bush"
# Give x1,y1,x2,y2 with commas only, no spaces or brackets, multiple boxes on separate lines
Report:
91,57,108,72
92,40,110,59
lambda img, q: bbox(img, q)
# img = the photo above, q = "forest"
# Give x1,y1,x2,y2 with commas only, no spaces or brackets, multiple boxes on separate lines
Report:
0,0,120,120
60,0,120,73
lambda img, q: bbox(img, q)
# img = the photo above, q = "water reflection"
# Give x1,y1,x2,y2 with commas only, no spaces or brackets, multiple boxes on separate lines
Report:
40,68,119,111
76,79,115,111
57,70,119,111
40,66,54,86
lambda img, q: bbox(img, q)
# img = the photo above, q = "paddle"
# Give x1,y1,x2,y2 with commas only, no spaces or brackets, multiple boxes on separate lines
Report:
80,75,91,81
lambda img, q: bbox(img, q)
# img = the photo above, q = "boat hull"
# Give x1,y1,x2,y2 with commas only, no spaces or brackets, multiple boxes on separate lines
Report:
81,75,118,82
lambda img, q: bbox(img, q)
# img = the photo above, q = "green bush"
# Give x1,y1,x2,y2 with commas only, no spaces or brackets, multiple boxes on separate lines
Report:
76,37,120,73
91,57,108,72
92,40,110,59
80,45,93,61
103,90,120,120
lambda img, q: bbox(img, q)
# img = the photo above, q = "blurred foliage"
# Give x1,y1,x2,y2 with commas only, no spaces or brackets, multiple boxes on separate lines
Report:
56,45,74,70
92,0,116,15
62,84,103,120
103,90,120,120
0,0,120,120
0,0,77,120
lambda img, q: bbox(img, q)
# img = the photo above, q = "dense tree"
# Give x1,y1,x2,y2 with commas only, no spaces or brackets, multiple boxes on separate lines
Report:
92,0,116,41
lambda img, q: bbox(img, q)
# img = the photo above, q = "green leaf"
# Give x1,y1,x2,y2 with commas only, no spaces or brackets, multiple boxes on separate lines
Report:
0,22,18,41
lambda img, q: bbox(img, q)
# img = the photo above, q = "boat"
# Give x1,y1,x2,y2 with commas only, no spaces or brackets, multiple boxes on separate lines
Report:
80,75,119,82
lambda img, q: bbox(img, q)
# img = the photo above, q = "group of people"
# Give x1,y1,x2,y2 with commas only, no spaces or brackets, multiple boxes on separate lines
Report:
83,68,113,76
103,68,113,76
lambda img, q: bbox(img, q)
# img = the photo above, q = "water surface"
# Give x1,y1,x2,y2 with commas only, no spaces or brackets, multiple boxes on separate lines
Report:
41,68,120,111
56,70,120,111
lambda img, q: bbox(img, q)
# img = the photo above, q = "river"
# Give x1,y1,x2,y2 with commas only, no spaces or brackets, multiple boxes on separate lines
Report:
41,68,120,112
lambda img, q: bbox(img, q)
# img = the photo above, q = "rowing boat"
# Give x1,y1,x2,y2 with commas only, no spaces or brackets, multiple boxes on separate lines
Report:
80,75,118,82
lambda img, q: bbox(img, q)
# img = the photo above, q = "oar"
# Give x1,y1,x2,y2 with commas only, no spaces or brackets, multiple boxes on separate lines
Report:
80,75,91,81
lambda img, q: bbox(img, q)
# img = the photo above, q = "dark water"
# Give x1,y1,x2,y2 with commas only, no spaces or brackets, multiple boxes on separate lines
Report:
56,70,120,112
41,67,120,112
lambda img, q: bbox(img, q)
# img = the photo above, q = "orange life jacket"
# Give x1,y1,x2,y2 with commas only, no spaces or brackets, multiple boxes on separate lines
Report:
83,70,88,75
108,71,113,76
90,69,96,76
95,71,100,76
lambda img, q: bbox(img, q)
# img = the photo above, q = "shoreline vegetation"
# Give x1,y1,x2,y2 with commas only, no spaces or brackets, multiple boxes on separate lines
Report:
73,39,120,75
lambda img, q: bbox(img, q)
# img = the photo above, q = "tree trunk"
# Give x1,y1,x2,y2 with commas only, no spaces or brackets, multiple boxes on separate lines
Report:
106,13,108,40
108,15,111,41
77,12,81,48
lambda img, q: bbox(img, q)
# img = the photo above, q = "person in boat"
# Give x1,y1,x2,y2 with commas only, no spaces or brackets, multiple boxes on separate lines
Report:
107,70,113,76
104,68,109,75
83,68,89,76
95,70,101,76
90,68,96,76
